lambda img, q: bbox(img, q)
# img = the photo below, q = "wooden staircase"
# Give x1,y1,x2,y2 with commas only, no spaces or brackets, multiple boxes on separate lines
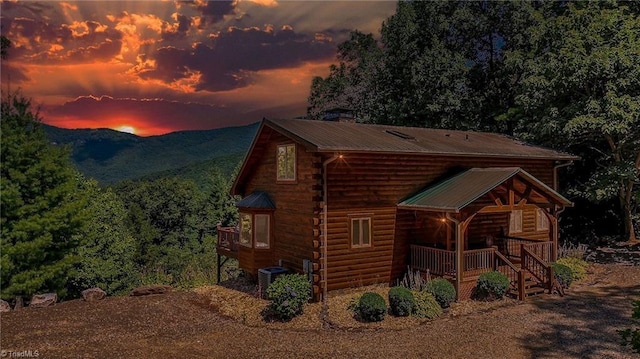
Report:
510,269,546,298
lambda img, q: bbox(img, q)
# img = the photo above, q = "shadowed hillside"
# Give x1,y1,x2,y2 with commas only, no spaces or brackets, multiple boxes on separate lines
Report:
44,123,258,185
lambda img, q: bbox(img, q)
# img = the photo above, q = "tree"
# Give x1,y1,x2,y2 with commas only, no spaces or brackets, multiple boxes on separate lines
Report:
68,177,137,296
1,34,10,60
512,2,639,242
308,1,538,131
1,95,88,300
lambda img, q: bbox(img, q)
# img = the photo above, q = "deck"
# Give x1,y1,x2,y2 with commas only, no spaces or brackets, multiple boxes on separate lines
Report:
217,226,239,259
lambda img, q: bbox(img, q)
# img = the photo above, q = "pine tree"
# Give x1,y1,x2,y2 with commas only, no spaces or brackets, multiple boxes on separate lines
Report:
1,94,88,300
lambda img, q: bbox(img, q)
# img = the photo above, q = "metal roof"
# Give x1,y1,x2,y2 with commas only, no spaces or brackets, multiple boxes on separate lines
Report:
236,191,275,209
265,118,578,160
398,167,572,212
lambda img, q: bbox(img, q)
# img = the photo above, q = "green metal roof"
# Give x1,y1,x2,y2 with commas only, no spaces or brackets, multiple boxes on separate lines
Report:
398,167,572,212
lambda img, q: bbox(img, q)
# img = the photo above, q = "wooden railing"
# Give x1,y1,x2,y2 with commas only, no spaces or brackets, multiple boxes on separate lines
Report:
523,241,553,263
521,246,553,293
410,245,455,277
464,248,495,273
217,226,239,253
494,251,523,300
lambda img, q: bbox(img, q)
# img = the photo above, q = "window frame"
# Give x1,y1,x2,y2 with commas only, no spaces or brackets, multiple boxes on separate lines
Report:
254,213,271,249
349,214,373,249
238,212,272,249
535,208,550,232
509,209,523,234
276,143,296,182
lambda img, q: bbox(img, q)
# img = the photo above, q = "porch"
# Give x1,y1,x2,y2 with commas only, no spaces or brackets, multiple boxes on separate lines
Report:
410,237,556,299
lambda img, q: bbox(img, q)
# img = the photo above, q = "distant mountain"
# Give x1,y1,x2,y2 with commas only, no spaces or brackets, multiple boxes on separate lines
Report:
43,123,259,186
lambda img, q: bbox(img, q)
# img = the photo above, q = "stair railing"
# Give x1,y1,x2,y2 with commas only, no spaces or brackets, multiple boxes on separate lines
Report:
521,245,553,293
494,251,524,300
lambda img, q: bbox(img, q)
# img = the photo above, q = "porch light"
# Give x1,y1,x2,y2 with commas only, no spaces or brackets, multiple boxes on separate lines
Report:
440,217,447,223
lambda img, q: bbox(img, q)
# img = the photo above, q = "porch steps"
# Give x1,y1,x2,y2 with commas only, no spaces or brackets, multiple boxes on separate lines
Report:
509,275,546,298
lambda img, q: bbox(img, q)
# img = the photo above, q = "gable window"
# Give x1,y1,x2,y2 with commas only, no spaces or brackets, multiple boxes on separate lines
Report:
277,144,296,181
239,212,271,249
536,208,550,231
350,216,372,248
509,210,523,234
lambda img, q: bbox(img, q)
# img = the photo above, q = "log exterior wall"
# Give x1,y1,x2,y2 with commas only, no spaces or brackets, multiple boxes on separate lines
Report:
237,128,320,277
323,153,556,290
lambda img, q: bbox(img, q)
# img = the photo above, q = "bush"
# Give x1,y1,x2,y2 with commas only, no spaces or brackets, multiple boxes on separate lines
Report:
476,271,510,300
388,286,415,316
353,292,387,322
412,291,442,320
265,274,311,321
556,257,588,281
424,278,456,308
552,263,573,289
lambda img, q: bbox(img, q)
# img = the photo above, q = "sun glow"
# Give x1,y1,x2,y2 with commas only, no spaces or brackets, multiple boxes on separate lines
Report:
115,125,136,134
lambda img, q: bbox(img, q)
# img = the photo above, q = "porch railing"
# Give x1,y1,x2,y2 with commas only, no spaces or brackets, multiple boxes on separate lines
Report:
464,248,495,274
521,246,553,293
523,241,553,263
217,226,239,253
410,245,455,277
499,236,553,262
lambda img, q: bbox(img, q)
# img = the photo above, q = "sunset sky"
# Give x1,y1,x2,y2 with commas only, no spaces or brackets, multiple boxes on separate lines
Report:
1,1,396,136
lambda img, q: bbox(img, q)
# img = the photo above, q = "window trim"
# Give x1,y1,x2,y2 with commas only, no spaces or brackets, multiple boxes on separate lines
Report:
238,212,272,249
535,208,550,232
276,143,296,182
509,209,523,234
349,214,373,249
254,213,271,249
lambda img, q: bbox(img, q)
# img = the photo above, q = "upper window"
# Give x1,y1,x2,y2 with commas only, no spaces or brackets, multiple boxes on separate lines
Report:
277,144,296,181
536,208,550,231
239,213,252,247
509,210,523,234
351,216,372,248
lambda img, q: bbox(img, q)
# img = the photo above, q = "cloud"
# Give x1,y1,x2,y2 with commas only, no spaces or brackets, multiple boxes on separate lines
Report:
136,25,334,92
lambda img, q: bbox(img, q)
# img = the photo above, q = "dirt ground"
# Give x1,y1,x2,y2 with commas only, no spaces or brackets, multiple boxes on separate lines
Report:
1,263,639,359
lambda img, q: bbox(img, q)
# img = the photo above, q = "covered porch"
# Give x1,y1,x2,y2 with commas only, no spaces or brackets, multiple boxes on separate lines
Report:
398,167,572,300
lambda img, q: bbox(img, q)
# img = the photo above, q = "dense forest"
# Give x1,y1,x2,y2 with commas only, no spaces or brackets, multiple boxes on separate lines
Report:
309,0,638,243
1,0,638,302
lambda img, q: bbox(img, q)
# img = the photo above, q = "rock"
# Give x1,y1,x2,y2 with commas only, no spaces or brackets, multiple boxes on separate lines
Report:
82,288,107,302
130,285,172,297
0,299,10,312
29,293,57,308
14,296,23,310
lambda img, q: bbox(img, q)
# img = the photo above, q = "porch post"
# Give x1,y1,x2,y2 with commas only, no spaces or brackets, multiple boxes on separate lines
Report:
551,212,559,262
455,221,464,301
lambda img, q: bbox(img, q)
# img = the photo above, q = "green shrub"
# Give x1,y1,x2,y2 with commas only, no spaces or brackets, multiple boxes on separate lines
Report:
556,257,588,281
266,274,311,321
552,263,573,289
412,291,442,320
388,286,415,316
476,271,510,300
353,292,387,322
424,278,456,308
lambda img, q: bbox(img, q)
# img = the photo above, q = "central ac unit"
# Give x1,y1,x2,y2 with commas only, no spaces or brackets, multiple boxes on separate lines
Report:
258,266,288,299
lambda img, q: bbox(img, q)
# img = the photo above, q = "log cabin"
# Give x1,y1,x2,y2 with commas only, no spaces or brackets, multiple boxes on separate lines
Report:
217,115,579,301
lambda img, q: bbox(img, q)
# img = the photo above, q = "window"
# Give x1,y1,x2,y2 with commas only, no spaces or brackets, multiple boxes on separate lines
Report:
536,208,550,231
239,212,271,249
254,214,270,248
277,144,296,181
509,210,523,234
351,217,372,248
240,213,252,247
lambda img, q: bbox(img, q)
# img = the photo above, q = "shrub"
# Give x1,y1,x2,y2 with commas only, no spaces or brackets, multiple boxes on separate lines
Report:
353,292,387,322
388,286,415,316
556,257,588,281
476,271,510,300
412,291,442,320
424,278,456,308
399,267,429,291
552,263,573,289
265,274,311,321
